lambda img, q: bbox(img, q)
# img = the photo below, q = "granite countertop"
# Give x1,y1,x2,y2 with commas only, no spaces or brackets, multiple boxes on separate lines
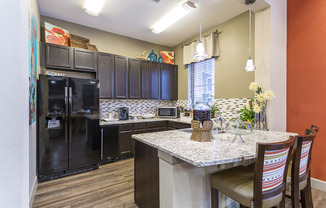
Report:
100,117,192,126
132,129,297,167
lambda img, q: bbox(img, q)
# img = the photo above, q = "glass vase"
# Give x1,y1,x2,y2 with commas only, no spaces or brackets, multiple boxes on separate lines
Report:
254,105,267,130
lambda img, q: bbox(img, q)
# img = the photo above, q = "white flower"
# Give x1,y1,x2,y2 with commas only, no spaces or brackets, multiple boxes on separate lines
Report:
245,103,251,111
253,104,262,114
263,90,275,100
256,93,265,103
249,82,259,91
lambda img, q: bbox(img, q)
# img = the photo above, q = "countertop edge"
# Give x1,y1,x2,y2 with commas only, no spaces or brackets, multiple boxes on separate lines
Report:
132,135,256,168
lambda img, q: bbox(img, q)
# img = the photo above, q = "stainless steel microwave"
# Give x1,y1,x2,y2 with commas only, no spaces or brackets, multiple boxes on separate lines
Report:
157,107,178,118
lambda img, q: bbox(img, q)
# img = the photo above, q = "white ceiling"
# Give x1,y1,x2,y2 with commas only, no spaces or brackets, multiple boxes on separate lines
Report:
38,0,269,47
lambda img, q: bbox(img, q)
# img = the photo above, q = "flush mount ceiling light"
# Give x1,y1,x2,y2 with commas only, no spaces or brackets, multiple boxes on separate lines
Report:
193,0,208,61
244,0,256,72
152,1,196,34
84,0,106,16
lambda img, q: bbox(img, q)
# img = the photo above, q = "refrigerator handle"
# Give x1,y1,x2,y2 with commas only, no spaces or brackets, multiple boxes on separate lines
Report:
65,87,68,144
69,87,72,144
101,128,103,160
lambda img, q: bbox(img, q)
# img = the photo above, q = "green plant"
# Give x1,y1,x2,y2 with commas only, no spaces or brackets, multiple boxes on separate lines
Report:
181,109,189,113
236,98,255,125
210,106,219,113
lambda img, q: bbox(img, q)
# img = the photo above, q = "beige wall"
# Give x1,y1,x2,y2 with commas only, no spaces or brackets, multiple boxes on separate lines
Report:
41,16,172,58
173,12,255,99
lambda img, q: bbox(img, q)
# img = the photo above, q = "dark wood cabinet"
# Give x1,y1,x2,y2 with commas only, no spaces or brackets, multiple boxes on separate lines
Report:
97,53,114,99
129,58,141,99
44,43,73,69
118,125,134,157
74,48,97,71
135,140,159,208
114,56,128,99
161,63,178,100
151,62,161,100
119,131,134,156
141,61,152,99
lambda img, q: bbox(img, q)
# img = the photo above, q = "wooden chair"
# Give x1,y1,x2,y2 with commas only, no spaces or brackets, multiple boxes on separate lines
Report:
287,127,318,208
210,137,295,208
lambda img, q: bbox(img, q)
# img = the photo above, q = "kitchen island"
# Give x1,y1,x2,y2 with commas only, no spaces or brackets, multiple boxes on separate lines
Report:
132,129,296,208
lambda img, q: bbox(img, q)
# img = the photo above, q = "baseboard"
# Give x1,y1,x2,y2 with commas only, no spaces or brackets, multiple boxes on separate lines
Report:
29,176,38,208
311,177,326,192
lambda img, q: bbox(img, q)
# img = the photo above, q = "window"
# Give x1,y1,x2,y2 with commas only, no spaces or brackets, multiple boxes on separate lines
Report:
188,58,215,108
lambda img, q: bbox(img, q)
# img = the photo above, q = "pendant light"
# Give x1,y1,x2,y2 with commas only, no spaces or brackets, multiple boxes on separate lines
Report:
244,0,256,72
193,0,208,61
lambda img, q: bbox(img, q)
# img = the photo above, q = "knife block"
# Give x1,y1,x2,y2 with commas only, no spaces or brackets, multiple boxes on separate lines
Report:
190,120,213,142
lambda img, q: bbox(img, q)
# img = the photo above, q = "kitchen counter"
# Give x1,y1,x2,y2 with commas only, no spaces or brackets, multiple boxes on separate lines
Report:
132,129,296,167
133,129,297,208
100,117,192,126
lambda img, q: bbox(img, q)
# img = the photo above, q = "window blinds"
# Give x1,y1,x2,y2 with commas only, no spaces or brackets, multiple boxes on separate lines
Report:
188,58,215,108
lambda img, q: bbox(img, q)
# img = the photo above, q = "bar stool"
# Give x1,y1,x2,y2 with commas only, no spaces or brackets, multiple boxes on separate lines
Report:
210,137,295,208
286,127,318,208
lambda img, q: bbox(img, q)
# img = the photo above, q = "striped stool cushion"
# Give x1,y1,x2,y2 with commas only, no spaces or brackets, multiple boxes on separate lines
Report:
262,147,290,192
299,141,312,176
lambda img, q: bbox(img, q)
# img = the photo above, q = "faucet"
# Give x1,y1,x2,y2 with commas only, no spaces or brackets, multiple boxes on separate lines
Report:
214,112,226,130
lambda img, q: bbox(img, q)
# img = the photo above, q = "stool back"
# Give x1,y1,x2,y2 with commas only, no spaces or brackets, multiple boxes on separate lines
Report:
292,129,317,185
254,137,295,207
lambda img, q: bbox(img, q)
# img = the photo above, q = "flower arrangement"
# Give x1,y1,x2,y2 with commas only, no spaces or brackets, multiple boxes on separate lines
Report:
237,82,275,128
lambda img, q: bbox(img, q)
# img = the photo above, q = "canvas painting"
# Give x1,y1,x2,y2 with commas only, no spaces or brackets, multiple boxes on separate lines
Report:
45,22,70,46
160,51,175,65
29,13,38,125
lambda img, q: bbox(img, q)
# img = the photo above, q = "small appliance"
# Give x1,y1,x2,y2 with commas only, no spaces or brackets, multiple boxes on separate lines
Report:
157,107,178,118
119,107,129,120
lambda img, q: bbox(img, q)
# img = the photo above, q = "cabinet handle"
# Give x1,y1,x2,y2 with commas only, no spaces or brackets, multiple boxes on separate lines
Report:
101,128,103,160
69,87,72,143
65,87,68,143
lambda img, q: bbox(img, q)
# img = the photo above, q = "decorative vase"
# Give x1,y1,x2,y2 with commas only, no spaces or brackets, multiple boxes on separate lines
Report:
158,54,164,63
254,105,267,130
148,49,157,62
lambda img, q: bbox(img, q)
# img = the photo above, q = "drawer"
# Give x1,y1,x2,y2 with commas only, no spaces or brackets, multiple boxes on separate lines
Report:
147,127,166,133
175,122,191,129
146,121,167,128
133,123,146,130
133,129,147,134
119,124,133,131
167,121,176,128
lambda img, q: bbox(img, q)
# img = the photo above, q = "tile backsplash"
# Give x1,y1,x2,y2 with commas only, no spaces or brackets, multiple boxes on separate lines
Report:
100,99,177,118
100,98,250,121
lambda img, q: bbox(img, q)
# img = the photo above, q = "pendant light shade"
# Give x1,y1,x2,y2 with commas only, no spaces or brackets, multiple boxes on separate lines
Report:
244,58,256,71
193,41,208,61
244,1,256,72
193,0,208,61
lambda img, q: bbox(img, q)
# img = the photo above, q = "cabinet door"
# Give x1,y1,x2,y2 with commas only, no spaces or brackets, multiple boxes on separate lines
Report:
119,131,134,156
114,56,128,99
129,58,141,99
141,61,152,99
102,126,119,162
161,64,178,100
98,53,114,99
151,62,161,100
74,48,97,71
45,43,73,69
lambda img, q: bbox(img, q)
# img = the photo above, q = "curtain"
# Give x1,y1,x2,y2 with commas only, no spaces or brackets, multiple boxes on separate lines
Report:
183,33,220,65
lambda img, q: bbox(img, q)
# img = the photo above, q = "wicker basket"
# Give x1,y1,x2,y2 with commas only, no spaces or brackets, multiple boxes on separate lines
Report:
190,120,213,142
70,34,90,49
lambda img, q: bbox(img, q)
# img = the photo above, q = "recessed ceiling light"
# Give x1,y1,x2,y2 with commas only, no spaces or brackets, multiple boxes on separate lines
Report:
152,1,196,34
84,0,106,16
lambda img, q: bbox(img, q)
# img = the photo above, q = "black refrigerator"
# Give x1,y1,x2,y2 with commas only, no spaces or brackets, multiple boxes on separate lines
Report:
37,75,100,181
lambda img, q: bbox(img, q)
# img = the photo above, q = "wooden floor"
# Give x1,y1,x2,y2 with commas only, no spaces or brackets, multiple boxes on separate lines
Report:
33,158,326,208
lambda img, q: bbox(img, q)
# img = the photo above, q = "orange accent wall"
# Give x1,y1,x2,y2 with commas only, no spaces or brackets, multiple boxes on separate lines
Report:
287,0,326,181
